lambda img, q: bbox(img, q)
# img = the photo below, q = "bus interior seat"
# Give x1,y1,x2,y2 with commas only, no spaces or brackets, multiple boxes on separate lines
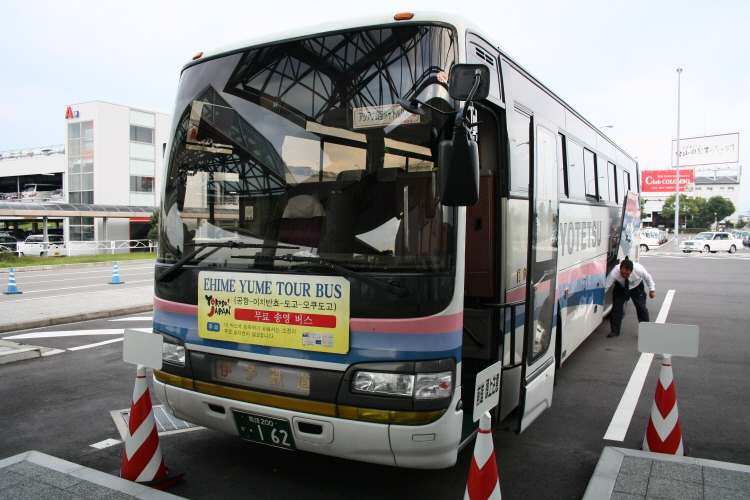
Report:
277,194,326,248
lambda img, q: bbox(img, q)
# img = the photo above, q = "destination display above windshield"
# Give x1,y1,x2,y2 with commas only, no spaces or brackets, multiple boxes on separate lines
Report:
198,271,350,354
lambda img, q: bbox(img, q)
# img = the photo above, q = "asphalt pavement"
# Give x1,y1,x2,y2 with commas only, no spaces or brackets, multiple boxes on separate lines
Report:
1,253,749,499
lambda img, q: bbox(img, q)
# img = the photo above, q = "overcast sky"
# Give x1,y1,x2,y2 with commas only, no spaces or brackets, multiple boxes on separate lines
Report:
1,0,747,211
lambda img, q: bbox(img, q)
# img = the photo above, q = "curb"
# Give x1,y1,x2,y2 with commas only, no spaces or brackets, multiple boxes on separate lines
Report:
0,304,154,334
0,451,184,499
0,259,156,274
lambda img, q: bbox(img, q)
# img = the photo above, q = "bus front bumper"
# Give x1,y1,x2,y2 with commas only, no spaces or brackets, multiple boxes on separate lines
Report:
153,375,463,469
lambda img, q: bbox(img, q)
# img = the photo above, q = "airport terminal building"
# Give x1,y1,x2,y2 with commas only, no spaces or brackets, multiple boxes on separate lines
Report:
0,101,170,244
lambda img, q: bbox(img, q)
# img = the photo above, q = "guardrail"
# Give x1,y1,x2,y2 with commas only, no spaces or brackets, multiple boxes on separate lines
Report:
8,239,157,257
64,239,156,256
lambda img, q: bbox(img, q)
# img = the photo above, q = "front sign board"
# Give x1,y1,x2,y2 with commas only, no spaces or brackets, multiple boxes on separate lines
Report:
123,329,163,369
352,104,421,129
472,361,502,422
198,271,350,354
638,323,699,357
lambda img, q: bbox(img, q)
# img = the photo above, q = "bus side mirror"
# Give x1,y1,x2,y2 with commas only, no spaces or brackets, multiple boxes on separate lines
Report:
438,114,480,206
438,64,489,206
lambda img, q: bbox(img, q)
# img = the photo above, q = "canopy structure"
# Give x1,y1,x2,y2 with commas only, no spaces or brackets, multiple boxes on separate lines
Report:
0,201,157,218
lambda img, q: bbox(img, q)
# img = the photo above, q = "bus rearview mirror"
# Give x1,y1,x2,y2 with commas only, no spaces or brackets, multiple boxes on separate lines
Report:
438,113,480,207
448,64,491,101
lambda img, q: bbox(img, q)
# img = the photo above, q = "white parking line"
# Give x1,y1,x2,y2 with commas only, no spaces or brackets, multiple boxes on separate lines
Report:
90,438,122,449
9,271,153,285
68,337,124,351
7,279,152,294
10,265,155,277
0,285,152,302
3,328,151,340
603,290,675,441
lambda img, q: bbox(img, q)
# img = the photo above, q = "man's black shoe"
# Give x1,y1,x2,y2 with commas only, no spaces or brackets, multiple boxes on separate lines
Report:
607,332,620,338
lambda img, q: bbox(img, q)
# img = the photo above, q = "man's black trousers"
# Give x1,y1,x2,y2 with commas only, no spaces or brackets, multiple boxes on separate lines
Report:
609,281,650,334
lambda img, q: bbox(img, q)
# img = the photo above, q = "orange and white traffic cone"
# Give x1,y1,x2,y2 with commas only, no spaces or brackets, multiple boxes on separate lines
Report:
464,411,501,500
120,364,183,489
643,355,684,455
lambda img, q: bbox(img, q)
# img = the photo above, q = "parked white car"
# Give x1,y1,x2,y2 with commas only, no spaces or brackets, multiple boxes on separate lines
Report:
639,230,661,252
18,234,66,257
679,232,740,254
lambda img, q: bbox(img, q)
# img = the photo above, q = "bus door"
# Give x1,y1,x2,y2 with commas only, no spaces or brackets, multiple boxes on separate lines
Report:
517,118,559,433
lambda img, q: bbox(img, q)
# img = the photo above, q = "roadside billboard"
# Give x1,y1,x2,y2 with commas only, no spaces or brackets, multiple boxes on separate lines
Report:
641,169,695,193
671,133,739,167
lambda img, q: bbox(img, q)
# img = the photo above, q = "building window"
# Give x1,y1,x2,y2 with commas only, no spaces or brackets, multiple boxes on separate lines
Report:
129,110,156,206
67,121,94,206
130,176,155,192
69,217,94,241
130,125,154,144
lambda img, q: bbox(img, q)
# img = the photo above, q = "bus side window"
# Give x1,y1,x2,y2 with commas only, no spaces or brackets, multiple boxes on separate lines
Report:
608,162,617,203
509,109,531,195
558,133,568,198
583,148,597,199
566,139,585,198
598,155,610,202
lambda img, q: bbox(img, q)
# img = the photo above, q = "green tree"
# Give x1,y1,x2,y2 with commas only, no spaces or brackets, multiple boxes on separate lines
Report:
691,196,735,229
660,194,702,226
737,220,747,229
147,209,160,242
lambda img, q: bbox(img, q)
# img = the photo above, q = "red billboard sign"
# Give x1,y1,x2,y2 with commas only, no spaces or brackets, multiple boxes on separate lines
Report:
641,170,695,193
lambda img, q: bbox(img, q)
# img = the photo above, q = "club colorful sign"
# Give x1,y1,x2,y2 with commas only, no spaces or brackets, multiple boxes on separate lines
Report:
198,271,350,354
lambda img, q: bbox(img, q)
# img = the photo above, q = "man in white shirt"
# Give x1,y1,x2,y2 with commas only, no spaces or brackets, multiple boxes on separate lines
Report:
604,257,656,338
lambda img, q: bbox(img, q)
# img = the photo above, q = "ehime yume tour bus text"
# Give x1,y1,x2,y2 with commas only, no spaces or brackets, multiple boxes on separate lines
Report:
148,12,641,468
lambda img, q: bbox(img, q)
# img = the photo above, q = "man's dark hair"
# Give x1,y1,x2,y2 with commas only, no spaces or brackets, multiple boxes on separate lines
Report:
620,258,634,271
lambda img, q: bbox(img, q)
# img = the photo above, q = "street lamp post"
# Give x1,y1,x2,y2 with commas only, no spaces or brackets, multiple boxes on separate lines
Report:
673,68,683,251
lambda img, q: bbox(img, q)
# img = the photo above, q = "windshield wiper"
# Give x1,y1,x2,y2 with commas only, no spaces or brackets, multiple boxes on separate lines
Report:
156,241,299,283
258,254,409,298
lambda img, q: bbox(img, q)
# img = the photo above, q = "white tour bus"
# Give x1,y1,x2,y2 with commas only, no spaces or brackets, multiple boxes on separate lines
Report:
146,11,641,469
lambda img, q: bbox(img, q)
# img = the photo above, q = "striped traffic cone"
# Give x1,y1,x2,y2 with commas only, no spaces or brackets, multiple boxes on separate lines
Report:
108,261,123,284
464,412,501,500
4,268,23,295
643,355,684,455
120,364,183,489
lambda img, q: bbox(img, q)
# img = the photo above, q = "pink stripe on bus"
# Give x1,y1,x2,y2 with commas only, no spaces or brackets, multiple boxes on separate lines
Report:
154,296,198,315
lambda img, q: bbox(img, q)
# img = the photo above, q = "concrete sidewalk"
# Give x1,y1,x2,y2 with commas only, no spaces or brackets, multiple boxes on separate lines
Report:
584,447,750,499
0,451,183,499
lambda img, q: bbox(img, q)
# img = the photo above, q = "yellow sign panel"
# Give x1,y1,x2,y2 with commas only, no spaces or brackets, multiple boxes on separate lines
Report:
198,271,350,354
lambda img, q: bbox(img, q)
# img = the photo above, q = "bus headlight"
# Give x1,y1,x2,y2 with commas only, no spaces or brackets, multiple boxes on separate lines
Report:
415,371,453,399
352,372,414,397
162,339,186,366
352,371,453,399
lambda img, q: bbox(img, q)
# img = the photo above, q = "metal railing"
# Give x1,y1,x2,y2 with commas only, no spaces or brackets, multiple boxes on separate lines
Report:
64,239,156,256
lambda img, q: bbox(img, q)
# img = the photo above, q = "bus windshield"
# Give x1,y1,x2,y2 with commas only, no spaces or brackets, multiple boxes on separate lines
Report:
160,25,458,273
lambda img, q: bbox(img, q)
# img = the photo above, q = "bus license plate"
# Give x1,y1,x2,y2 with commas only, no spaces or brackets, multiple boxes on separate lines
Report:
232,411,296,451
